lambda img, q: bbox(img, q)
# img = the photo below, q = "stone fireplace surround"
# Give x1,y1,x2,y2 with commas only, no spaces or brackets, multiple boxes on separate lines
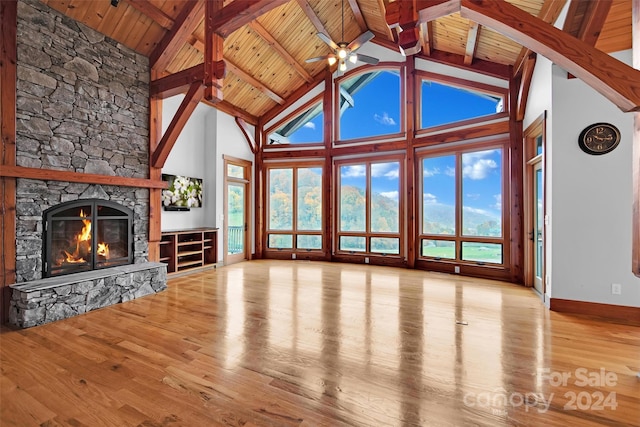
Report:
8,0,167,327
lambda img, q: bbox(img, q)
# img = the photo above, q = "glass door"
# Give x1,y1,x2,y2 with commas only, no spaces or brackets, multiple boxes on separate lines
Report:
533,163,544,295
224,157,252,265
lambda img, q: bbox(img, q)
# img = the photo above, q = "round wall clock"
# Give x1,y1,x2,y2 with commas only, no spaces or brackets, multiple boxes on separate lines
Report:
578,122,621,155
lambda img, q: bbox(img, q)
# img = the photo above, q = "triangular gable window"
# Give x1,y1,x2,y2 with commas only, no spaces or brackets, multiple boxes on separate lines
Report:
267,100,323,145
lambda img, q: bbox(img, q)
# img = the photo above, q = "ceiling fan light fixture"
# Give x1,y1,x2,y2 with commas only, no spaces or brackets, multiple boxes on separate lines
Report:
338,48,348,59
339,60,347,72
328,56,337,66
349,54,357,64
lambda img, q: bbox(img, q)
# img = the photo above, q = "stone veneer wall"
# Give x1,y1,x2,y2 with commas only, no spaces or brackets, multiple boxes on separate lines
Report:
14,0,150,282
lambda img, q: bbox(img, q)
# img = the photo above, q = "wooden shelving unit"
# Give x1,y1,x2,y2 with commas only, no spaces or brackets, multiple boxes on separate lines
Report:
160,228,218,275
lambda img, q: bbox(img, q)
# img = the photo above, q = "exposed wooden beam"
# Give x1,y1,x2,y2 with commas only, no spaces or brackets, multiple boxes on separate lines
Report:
149,0,205,71
376,0,395,40
0,0,17,323
0,166,167,189
419,21,433,56
123,0,173,30
207,100,259,126
213,0,290,38
296,0,331,38
151,82,204,168
150,63,206,99
460,0,640,112
633,0,639,276
416,0,461,22
235,117,258,154
513,0,567,77
417,49,511,79
261,72,326,125
204,0,225,102
516,53,536,121
398,0,421,56
463,21,479,65
371,30,401,52
225,60,285,105
577,0,613,46
248,20,313,83
347,0,368,32
148,68,162,266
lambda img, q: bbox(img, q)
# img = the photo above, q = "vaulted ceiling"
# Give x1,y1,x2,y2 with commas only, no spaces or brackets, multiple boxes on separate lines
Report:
41,0,633,124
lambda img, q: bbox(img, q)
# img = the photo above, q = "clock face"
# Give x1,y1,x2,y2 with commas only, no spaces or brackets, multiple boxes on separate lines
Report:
578,123,621,155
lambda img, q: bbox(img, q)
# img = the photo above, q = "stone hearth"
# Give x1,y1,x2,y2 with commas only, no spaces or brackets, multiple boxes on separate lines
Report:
9,262,167,328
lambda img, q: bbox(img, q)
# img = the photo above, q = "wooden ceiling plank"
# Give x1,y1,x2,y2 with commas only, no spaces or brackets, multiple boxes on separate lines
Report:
150,0,205,71
248,20,313,83
577,0,613,46
463,21,479,65
347,0,368,32
296,0,331,38
151,81,204,168
513,0,567,77
460,0,640,112
418,48,512,79
376,0,396,39
205,0,225,102
213,0,290,38
261,71,327,124
123,0,173,30
225,60,285,105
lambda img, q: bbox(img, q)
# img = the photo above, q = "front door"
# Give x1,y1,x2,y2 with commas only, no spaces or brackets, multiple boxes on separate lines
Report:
224,157,252,265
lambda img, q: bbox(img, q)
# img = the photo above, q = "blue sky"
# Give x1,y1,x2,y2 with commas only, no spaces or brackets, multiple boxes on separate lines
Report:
282,68,503,219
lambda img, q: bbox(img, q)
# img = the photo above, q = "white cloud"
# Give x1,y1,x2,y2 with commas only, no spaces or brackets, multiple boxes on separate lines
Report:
380,191,399,200
467,193,480,200
462,150,499,180
424,167,440,177
384,169,399,179
341,165,365,178
423,193,437,204
374,112,396,126
445,167,456,177
303,122,316,130
371,163,399,179
463,206,492,216
492,194,502,210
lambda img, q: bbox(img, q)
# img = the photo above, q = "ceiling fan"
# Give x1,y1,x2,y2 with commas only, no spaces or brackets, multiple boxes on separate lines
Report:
305,0,379,71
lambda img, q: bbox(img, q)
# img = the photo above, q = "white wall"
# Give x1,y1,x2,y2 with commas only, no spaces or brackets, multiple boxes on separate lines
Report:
526,49,640,308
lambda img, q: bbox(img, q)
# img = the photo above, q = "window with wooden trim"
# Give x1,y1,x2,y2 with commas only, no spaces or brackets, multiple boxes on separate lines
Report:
419,146,505,265
336,158,403,255
266,97,324,146
418,73,507,131
266,165,323,251
336,66,403,143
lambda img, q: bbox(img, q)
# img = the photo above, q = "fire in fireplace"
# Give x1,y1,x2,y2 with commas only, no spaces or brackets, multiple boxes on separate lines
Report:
43,199,133,277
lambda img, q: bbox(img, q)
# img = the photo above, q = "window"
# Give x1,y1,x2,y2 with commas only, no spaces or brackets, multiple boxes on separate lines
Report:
418,73,506,131
337,67,403,142
267,165,323,251
420,147,504,265
337,159,402,255
266,98,323,146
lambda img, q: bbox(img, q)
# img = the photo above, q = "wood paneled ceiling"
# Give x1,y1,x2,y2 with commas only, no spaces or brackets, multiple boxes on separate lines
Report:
40,0,633,123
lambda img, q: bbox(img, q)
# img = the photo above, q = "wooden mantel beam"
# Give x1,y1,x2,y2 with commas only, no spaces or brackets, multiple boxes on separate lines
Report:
459,0,640,112
151,82,204,168
213,0,290,38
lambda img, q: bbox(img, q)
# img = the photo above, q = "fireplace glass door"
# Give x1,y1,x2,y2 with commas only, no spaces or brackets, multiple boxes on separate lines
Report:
44,200,133,277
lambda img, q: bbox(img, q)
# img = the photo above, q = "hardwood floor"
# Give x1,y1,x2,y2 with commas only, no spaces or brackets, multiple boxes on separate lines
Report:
1,260,639,426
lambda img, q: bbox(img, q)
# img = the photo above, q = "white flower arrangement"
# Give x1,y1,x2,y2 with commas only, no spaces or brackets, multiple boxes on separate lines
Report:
162,175,203,208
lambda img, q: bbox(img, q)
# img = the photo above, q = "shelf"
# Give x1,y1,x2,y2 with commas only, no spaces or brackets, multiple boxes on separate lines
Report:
160,228,218,276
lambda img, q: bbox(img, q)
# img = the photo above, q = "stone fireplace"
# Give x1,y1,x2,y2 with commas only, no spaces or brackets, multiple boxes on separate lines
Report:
8,0,167,328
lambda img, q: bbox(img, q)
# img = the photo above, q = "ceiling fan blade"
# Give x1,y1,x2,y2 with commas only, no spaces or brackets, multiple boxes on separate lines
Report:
356,54,379,65
317,33,339,50
347,30,375,52
305,54,334,63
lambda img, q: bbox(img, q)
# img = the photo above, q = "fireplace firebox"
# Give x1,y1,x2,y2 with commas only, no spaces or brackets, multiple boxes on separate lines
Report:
43,199,133,277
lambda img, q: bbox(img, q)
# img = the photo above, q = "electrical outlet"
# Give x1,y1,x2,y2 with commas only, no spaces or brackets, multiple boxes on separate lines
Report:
611,283,622,295
364,257,369,264
454,266,460,274
292,253,296,260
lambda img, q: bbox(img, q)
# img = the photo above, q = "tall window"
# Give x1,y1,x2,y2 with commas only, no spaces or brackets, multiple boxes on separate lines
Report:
337,158,402,255
267,165,323,251
337,67,403,142
420,147,504,264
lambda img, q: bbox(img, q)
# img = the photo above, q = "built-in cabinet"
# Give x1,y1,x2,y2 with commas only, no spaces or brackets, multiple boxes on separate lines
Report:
160,228,218,275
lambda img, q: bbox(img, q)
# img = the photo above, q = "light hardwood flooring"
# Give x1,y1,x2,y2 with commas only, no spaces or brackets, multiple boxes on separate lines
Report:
1,260,639,426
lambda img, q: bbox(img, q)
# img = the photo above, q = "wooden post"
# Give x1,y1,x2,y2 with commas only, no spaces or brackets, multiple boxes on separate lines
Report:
0,0,17,323
633,0,640,276
405,57,416,268
509,71,524,284
148,69,162,264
